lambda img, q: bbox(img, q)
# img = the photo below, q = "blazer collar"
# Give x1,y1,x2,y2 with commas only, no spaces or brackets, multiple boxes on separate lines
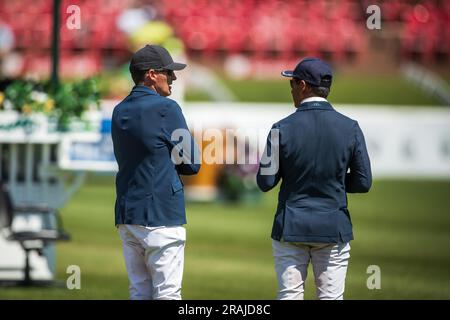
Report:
131,85,159,96
296,100,334,112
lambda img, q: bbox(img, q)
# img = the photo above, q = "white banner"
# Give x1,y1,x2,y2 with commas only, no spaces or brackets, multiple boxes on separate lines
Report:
4,102,447,178
182,103,450,179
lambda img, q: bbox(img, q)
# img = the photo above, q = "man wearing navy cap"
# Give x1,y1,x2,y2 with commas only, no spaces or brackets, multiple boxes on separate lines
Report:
112,45,200,300
257,57,372,300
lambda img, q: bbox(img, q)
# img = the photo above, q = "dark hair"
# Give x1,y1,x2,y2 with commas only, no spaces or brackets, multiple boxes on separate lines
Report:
310,85,330,98
130,68,147,85
294,78,331,98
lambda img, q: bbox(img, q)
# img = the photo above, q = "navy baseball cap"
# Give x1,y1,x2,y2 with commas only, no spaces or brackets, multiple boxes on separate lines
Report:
281,57,332,88
130,44,186,71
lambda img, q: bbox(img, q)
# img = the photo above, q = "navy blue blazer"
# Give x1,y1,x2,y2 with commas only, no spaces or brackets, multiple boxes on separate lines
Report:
111,85,200,227
257,100,372,243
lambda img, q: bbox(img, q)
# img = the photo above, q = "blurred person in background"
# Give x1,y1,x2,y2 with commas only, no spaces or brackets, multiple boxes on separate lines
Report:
0,20,14,77
257,57,372,300
111,44,200,300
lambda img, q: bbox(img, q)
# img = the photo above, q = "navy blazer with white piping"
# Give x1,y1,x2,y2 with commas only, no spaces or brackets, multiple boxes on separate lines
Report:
257,98,372,243
112,85,200,227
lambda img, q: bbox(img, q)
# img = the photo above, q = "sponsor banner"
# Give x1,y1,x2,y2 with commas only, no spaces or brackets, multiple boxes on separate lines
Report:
4,103,448,178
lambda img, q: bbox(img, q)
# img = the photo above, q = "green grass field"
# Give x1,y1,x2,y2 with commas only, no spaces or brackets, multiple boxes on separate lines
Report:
186,73,444,106
0,177,449,299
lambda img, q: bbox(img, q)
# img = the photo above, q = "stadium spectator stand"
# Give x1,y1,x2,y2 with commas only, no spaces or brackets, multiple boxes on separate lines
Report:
159,0,368,60
0,0,448,78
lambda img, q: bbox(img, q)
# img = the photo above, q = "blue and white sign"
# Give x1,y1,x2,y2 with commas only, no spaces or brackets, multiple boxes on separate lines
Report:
59,117,118,172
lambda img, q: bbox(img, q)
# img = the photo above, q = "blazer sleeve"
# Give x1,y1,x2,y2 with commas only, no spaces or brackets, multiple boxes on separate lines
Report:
163,101,201,175
256,124,282,192
345,121,372,193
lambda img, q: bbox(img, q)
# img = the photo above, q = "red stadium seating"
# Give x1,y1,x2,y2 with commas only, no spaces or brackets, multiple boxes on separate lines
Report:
0,0,448,79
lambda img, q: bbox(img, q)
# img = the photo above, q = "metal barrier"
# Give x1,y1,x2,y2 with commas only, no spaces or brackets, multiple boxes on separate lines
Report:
0,111,84,282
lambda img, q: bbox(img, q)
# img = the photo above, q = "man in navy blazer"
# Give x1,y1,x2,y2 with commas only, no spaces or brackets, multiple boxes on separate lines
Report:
112,45,200,300
257,58,372,300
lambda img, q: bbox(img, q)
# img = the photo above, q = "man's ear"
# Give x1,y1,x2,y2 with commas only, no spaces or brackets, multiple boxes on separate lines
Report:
145,70,157,84
299,80,307,92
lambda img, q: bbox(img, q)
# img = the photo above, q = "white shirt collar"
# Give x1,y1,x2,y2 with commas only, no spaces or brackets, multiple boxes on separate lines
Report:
300,97,328,104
